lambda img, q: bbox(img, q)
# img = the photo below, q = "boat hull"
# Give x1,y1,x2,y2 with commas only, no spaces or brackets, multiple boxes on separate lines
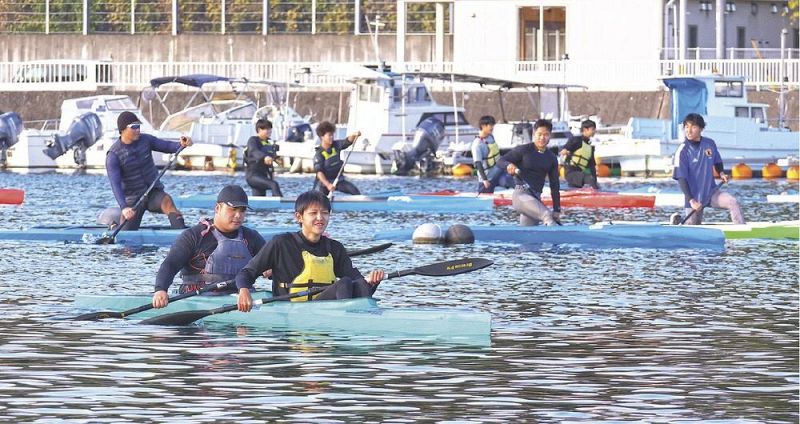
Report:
611,220,800,240
0,188,24,205
175,193,494,213
376,223,726,250
73,293,491,343
0,225,289,245
419,188,656,209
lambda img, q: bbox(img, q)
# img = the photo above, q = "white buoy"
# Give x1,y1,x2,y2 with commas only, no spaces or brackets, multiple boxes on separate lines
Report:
445,224,475,244
412,223,444,244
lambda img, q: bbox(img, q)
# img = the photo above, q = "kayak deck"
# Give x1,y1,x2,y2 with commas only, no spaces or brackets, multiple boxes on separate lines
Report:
375,223,725,250
73,293,491,344
418,188,656,209
175,193,494,213
0,225,289,245
610,220,800,240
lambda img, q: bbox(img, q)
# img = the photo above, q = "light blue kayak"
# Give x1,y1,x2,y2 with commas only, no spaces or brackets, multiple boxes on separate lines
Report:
174,193,494,213
375,223,726,250
73,292,491,344
0,225,290,245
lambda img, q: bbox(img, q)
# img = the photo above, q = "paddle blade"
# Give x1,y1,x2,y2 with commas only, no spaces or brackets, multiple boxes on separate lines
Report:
347,242,393,257
95,235,115,245
72,310,124,321
396,257,493,278
139,309,216,326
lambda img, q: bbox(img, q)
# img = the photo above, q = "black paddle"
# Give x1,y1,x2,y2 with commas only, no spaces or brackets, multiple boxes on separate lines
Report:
97,145,186,244
345,242,392,257
71,280,232,321
140,257,494,326
680,181,726,225
139,287,327,326
70,243,391,322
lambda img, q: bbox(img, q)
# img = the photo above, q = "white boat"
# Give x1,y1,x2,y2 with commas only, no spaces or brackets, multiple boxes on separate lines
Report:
275,65,479,175
767,192,800,203
594,74,799,176
3,95,169,169
149,74,314,171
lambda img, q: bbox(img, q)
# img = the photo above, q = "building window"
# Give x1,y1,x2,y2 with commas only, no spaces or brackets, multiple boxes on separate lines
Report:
519,6,566,61
688,25,699,48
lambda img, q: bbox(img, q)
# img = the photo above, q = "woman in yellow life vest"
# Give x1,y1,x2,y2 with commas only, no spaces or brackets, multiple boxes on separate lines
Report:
233,190,385,312
559,119,600,189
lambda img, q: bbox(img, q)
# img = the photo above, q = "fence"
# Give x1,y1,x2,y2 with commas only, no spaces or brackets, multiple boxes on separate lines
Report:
0,0,452,35
0,59,796,92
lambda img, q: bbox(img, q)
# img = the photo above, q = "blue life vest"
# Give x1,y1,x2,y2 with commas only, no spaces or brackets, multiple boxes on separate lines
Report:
182,228,253,285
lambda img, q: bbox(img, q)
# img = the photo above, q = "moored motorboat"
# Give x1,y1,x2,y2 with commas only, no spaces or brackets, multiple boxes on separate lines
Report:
610,220,800,240
0,225,289,245
174,193,494,213
375,223,725,250
73,292,491,343
0,188,24,205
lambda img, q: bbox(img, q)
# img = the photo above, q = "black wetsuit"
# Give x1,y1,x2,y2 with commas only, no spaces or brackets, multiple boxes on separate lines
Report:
497,143,561,212
244,136,282,197
235,232,374,300
155,223,266,294
313,139,360,196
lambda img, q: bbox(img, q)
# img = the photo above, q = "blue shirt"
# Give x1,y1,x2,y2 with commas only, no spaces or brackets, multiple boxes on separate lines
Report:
672,136,722,207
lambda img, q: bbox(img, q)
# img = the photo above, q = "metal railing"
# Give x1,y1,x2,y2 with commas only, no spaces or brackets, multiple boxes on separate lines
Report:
0,59,796,92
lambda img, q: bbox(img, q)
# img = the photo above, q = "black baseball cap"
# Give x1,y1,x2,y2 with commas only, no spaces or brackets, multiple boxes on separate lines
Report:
216,185,252,209
117,111,141,133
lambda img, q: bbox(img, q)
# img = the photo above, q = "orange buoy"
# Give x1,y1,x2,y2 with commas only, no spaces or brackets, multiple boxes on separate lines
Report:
731,163,752,179
787,165,799,180
451,163,473,177
559,164,566,178
596,163,611,178
0,188,24,205
761,163,783,179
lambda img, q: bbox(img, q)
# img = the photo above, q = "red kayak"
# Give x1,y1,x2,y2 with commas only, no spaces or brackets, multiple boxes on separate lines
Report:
419,188,655,209
0,188,24,205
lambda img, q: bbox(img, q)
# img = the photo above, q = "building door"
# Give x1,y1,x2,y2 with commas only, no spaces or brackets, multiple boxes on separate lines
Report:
737,26,746,58
519,6,566,61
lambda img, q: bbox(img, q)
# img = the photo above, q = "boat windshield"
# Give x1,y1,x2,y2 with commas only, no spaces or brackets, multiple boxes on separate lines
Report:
105,97,137,111
418,112,469,126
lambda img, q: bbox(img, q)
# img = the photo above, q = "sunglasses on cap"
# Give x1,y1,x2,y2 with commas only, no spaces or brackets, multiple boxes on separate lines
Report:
127,123,141,130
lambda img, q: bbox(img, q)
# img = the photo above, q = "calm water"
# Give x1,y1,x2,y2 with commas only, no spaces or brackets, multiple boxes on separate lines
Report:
0,170,798,422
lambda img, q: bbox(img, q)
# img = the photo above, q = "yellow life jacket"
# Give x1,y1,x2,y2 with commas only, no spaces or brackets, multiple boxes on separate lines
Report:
569,140,594,171
485,139,500,168
287,250,336,302
320,147,338,161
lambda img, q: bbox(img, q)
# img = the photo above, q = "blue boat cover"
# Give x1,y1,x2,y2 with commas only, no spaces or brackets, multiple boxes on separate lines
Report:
150,74,230,88
664,77,707,139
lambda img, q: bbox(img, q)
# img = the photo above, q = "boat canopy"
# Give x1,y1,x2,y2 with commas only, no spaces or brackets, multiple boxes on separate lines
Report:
149,74,230,88
663,77,708,139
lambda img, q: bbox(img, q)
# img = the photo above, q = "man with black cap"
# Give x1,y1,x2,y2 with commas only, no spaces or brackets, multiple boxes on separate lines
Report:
152,184,268,308
106,111,192,231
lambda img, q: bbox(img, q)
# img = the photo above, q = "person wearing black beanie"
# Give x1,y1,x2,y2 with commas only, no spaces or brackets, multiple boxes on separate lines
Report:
106,111,193,230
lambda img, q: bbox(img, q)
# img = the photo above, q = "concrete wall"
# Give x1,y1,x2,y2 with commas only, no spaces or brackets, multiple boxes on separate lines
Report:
2,88,795,131
453,0,663,63
0,33,452,63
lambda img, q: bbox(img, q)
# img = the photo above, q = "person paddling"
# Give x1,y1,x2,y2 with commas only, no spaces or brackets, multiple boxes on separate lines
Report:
496,119,561,226
244,118,283,197
559,119,600,189
672,113,744,225
312,121,361,196
152,185,266,309
234,190,385,312
471,115,512,193
107,111,192,230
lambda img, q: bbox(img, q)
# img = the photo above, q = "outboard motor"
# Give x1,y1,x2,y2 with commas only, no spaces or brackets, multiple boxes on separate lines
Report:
394,117,445,176
285,123,312,143
511,122,532,148
0,112,23,167
43,112,103,167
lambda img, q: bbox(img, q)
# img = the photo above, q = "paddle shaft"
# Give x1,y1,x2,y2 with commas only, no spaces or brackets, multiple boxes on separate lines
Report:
346,242,392,258
103,145,185,242
328,135,358,200
680,181,725,225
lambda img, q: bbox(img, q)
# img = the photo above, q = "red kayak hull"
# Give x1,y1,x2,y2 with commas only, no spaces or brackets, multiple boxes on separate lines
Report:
0,188,24,205
419,188,656,209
